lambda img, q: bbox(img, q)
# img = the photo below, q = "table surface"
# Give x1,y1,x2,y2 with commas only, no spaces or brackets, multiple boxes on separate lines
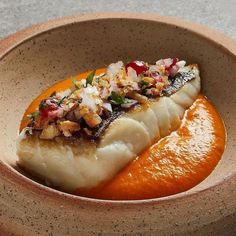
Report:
0,0,236,40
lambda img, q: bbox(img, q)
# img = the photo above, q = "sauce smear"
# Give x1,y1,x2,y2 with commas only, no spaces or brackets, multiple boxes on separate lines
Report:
76,95,225,200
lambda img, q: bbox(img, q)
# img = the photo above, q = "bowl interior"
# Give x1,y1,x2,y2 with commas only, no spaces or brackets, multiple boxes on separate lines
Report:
0,17,236,196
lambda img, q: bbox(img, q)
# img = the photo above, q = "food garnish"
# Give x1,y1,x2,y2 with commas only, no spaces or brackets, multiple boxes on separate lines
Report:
25,58,195,140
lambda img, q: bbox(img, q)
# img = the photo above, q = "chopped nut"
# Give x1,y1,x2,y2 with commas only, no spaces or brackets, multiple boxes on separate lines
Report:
79,105,90,116
142,77,154,84
58,120,80,137
83,113,102,128
146,87,162,96
156,82,165,91
40,124,60,139
73,107,82,120
79,105,102,128
128,91,148,104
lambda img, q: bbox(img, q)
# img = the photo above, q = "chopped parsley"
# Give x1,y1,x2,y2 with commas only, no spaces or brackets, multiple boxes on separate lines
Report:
39,100,48,110
56,96,67,106
27,110,39,120
140,80,149,86
110,91,128,105
86,70,96,85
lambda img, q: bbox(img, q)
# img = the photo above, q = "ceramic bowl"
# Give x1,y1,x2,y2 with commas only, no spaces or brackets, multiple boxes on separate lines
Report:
0,13,236,236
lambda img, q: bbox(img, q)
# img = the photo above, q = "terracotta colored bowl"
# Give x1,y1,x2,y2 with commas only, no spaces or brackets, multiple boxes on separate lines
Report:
0,13,236,235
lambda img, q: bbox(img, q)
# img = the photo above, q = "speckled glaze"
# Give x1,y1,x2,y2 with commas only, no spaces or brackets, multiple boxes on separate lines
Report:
0,13,236,235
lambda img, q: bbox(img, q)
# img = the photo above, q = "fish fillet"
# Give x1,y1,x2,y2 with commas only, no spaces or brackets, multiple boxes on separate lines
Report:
17,65,201,191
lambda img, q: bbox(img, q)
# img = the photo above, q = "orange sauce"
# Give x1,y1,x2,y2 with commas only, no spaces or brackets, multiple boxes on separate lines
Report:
20,69,226,200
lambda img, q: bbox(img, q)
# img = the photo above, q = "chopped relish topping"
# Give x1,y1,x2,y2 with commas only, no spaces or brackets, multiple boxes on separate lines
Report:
26,58,187,140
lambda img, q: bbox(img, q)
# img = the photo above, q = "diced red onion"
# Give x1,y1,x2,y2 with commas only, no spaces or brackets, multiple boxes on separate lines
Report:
131,82,140,91
110,79,119,93
156,59,165,66
84,85,99,95
80,92,97,112
56,89,71,99
48,110,59,119
100,88,109,99
156,58,179,68
121,99,138,109
45,99,57,107
125,61,148,75
163,58,173,68
102,102,113,112
154,75,163,83
127,67,139,82
169,65,179,77
54,107,64,118
176,60,186,68
156,58,180,76
107,61,124,78
148,65,159,73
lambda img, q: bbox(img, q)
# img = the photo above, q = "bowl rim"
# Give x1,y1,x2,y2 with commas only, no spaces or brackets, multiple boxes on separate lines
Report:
0,12,236,206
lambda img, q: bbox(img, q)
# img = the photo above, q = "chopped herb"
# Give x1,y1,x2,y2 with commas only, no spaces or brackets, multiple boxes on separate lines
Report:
140,80,149,86
86,70,96,85
27,110,39,120
95,73,105,83
139,73,145,79
39,100,48,110
57,96,67,106
110,91,127,105
124,58,131,65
